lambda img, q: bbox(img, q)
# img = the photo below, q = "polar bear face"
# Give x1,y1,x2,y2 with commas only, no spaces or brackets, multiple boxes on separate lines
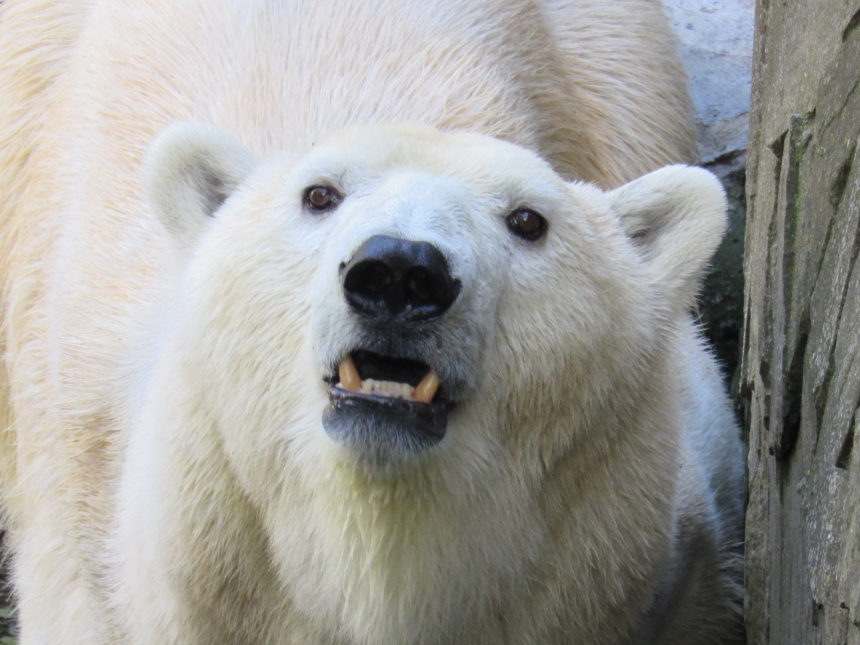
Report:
144,123,726,483
299,126,628,470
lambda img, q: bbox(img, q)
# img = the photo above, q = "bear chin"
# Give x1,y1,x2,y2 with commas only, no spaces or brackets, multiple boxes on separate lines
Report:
322,385,450,460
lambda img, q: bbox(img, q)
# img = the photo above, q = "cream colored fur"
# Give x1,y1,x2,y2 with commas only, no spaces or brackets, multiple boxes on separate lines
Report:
0,1,743,643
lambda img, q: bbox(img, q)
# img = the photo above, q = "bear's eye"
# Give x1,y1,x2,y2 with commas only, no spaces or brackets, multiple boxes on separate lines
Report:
506,208,547,241
303,185,342,213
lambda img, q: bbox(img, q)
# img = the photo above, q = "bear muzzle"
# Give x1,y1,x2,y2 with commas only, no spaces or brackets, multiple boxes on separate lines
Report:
319,235,470,457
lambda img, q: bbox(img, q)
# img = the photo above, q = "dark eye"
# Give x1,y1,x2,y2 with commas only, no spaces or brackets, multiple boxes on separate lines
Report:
303,185,342,212
506,208,547,241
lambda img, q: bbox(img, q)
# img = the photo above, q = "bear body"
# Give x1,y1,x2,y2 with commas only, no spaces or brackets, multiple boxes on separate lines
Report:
0,1,742,644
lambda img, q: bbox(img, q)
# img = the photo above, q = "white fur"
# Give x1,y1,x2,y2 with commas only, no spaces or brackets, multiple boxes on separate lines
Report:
0,1,742,644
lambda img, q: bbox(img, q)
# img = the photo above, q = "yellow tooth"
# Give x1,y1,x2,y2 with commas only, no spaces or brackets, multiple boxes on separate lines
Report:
360,379,416,400
338,355,361,392
412,370,440,403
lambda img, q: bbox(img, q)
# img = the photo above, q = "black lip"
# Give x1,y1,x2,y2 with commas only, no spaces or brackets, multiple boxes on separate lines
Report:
322,385,449,455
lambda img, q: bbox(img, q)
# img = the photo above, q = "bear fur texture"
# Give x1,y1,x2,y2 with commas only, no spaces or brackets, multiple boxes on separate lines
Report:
0,1,742,644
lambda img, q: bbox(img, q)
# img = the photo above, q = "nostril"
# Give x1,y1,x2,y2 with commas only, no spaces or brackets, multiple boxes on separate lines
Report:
405,267,432,301
344,261,392,299
363,263,392,296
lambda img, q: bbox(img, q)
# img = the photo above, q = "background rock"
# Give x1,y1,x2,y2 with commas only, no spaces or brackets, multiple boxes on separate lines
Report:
742,1,860,642
664,0,754,164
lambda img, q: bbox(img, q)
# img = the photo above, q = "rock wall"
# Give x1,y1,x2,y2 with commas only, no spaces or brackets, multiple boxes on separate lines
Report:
742,0,860,642
663,0,753,165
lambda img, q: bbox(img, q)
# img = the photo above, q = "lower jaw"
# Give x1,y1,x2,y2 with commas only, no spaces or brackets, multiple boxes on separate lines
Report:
322,386,448,462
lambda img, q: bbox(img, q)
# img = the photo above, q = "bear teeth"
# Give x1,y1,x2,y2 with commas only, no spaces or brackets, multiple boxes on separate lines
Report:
412,370,440,403
336,356,439,403
361,379,416,399
338,354,362,392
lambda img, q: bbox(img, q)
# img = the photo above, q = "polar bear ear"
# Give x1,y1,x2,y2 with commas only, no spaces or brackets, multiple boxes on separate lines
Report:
607,165,727,313
143,122,259,247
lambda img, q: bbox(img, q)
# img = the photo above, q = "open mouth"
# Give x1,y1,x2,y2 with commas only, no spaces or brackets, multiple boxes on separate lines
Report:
322,350,449,454
333,350,441,404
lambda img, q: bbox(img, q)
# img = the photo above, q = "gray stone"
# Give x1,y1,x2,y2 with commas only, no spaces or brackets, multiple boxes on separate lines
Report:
663,0,754,163
742,1,860,643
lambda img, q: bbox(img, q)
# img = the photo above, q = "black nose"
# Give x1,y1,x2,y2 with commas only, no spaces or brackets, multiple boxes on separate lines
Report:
341,235,461,321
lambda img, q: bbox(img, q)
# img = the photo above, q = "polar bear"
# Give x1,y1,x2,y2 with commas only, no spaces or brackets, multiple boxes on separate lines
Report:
0,0,743,643
114,123,744,644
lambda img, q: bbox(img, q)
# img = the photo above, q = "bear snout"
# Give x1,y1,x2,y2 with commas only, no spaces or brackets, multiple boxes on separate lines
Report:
340,235,461,322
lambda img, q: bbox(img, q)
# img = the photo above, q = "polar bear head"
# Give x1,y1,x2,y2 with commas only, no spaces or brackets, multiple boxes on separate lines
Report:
143,122,725,478
137,123,727,640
